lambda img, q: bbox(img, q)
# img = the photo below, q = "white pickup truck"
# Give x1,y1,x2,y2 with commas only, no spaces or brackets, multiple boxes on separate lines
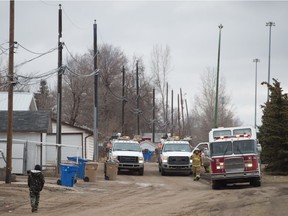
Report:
110,139,144,175
158,140,193,176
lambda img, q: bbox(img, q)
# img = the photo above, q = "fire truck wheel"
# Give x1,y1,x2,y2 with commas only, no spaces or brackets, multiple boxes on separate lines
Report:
250,178,261,187
212,180,221,189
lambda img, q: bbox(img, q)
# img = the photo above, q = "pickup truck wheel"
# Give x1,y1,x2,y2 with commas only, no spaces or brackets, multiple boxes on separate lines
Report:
138,168,144,176
161,167,166,176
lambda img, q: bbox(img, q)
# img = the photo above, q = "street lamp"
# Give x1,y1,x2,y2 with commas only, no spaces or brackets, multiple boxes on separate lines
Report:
253,58,260,129
214,24,223,128
266,21,275,101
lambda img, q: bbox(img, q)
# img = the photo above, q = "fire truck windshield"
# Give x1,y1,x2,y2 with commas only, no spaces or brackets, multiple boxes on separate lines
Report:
210,140,256,157
210,141,232,156
233,140,256,154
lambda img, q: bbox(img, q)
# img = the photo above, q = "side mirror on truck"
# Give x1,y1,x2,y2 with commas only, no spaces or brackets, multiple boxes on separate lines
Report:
257,144,262,153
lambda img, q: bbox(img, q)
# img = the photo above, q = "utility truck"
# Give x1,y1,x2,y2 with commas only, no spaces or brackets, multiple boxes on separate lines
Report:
158,136,193,176
207,126,262,189
110,136,145,175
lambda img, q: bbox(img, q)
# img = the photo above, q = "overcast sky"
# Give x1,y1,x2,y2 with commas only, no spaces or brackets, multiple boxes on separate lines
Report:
1,0,288,128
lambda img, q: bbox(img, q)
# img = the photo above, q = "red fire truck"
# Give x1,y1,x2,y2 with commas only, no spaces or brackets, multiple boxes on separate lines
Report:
207,126,262,189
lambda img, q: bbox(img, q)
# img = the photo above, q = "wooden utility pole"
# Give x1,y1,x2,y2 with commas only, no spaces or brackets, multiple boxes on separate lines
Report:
93,20,99,161
56,4,63,172
177,94,181,137
185,99,191,135
165,83,168,134
180,88,185,136
136,61,140,135
171,90,174,136
152,88,155,143
6,0,15,184
121,66,125,135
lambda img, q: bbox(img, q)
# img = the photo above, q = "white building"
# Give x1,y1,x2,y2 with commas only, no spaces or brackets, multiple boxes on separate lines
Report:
0,92,94,174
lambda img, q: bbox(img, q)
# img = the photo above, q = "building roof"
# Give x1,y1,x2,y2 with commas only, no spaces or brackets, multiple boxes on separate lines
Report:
51,119,93,134
0,92,37,111
0,111,52,133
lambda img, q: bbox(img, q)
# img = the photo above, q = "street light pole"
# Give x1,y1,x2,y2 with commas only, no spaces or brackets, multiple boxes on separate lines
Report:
253,58,260,129
214,24,223,128
266,21,275,101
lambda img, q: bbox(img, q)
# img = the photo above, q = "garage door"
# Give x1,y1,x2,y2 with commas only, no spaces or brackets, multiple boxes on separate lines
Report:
46,133,83,164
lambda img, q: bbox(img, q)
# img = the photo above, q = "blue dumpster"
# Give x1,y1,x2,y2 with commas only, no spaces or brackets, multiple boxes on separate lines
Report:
146,150,154,161
143,150,154,161
58,164,78,187
67,156,88,179
142,149,149,161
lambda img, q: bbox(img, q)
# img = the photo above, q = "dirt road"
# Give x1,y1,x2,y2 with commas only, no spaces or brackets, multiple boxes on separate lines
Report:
1,162,288,216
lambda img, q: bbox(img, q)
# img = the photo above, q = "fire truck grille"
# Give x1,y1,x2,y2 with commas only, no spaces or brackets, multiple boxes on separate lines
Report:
224,157,244,173
168,156,190,165
118,156,138,163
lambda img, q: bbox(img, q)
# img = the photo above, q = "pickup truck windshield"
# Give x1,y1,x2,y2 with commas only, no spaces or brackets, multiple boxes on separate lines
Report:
163,143,191,152
113,142,141,151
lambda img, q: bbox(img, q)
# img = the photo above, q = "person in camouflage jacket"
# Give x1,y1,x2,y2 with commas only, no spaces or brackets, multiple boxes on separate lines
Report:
28,164,45,212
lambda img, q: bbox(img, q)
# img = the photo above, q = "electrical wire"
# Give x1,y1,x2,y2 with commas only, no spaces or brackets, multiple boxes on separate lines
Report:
17,43,52,55
62,6,90,30
65,65,99,77
0,45,59,74
0,42,16,56
39,0,59,7
17,67,60,80
64,43,97,64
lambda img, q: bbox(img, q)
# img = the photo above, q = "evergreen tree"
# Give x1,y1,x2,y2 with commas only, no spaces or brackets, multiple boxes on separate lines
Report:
258,79,288,174
34,80,54,111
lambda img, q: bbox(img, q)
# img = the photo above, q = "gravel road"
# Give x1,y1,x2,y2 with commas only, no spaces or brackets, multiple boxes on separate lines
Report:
1,162,288,216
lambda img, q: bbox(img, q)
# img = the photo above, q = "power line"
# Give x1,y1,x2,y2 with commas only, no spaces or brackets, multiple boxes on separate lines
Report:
62,6,90,30
39,0,59,7
17,43,52,55
0,45,59,74
0,42,15,56
65,65,98,77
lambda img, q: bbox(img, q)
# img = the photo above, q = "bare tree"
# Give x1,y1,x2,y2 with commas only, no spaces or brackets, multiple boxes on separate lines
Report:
150,44,172,128
62,53,93,126
58,44,158,141
96,44,128,138
190,68,241,145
